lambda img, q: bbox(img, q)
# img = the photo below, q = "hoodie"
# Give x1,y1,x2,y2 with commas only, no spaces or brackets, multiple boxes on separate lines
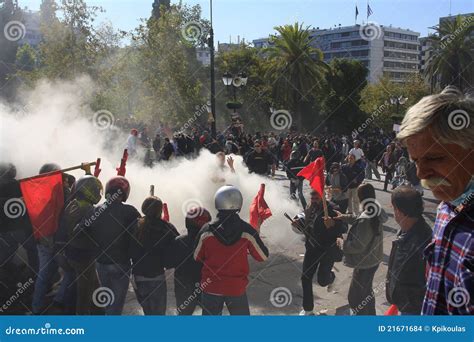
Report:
194,211,269,296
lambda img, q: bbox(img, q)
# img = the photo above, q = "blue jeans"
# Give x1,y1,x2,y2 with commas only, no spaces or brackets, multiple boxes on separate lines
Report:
96,263,131,315
201,292,250,315
32,243,59,314
133,275,167,315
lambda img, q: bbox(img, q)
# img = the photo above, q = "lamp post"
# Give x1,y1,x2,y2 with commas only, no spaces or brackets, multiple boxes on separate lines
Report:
209,0,217,139
222,72,248,113
390,95,408,123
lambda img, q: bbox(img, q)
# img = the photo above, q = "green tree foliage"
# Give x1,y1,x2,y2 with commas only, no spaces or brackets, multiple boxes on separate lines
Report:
265,23,329,130
425,15,473,91
321,58,368,133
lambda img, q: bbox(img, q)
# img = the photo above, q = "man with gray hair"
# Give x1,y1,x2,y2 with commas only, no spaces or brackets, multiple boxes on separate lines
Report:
397,86,473,315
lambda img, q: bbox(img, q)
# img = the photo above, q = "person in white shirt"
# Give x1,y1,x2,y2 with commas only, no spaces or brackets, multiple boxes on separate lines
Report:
126,129,138,156
348,140,364,161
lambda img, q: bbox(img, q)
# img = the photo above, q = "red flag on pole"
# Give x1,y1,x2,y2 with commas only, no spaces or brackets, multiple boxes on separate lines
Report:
162,203,170,222
20,172,64,240
249,184,272,230
385,304,399,316
116,149,128,176
297,157,326,197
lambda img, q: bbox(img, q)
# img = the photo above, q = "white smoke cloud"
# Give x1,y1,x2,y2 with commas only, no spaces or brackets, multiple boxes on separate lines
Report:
0,78,302,249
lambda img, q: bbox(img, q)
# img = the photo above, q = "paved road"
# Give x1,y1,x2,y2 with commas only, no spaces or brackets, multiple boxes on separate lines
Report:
123,172,439,316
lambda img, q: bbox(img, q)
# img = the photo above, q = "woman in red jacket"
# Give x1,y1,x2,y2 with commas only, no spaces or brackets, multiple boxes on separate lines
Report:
194,185,269,315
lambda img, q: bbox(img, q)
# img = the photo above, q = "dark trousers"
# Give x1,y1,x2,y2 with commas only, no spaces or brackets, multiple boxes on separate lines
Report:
69,258,99,315
384,170,393,191
290,179,307,209
201,292,250,315
348,265,379,315
175,281,200,315
301,247,335,311
134,276,167,315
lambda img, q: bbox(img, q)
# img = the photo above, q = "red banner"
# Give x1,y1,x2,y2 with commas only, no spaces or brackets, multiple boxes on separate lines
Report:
297,157,326,197
20,172,64,240
249,184,272,230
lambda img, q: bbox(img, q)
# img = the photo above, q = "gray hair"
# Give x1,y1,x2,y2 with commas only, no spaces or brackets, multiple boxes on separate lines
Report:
397,86,473,149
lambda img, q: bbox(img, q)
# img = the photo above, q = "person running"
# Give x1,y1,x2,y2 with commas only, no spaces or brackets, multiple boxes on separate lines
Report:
245,140,275,176
194,185,269,315
129,196,179,315
294,190,347,316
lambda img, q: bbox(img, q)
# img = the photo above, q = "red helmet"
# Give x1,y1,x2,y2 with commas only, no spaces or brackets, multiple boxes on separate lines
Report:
185,207,211,231
130,129,138,136
105,176,130,202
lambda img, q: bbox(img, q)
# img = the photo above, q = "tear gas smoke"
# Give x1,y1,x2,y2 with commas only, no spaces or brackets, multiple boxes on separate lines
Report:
0,78,302,250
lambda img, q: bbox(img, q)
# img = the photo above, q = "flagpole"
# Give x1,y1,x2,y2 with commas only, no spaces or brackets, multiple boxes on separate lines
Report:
19,161,98,182
367,0,369,22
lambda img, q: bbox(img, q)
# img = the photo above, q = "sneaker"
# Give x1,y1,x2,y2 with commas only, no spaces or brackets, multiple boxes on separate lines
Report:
299,309,315,316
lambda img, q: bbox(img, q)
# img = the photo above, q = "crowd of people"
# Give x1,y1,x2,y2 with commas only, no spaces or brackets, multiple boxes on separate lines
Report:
0,86,472,316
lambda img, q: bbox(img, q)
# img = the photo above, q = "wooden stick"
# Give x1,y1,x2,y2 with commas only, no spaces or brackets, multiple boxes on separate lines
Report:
149,185,155,197
19,161,98,182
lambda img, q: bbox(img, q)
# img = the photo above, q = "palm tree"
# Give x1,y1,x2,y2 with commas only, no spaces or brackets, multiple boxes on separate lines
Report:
425,15,473,92
265,23,329,130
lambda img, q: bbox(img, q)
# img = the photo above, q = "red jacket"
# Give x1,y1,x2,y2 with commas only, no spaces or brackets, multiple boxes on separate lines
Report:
194,212,269,296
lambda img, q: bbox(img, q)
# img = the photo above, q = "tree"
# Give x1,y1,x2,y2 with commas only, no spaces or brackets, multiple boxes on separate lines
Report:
424,15,473,92
39,0,58,26
322,58,368,133
150,0,170,21
265,23,329,130
216,45,272,131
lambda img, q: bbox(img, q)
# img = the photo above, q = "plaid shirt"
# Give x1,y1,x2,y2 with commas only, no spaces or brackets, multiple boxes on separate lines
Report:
422,200,474,315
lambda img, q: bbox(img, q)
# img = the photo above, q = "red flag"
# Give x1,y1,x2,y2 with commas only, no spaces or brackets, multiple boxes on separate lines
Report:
249,184,272,230
94,158,102,177
384,304,399,316
162,203,170,222
297,157,325,197
116,149,128,176
20,172,64,240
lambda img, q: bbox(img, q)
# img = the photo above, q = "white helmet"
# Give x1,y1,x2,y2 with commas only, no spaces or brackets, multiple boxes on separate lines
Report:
291,213,305,235
214,185,243,211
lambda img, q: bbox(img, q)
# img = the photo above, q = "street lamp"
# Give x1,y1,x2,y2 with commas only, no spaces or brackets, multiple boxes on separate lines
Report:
222,72,247,113
209,0,217,138
390,95,408,125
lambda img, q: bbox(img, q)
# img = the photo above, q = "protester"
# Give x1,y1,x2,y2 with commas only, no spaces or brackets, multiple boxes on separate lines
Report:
364,139,382,181
379,144,397,192
55,175,103,315
126,129,139,156
129,196,179,315
294,190,347,315
342,154,365,215
194,185,269,315
335,183,387,315
397,86,474,315
348,140,364,161
326,162,349,213
245,140,276,176
172,207,212,315
386,186,432,315
90,176,141,315
285,151,306,208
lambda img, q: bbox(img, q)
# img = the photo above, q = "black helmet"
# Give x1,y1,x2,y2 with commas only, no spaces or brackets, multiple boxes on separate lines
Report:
73,175,103,204
141,196,163,217
0,162,17,180
39,163,61,174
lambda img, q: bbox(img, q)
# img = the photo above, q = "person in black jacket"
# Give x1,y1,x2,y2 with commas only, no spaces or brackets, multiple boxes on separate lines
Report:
342,154,365,215
129,196,179,315
386,186,432,315
90,176,141,315
326,162,349,213
285,151,306,209
172,207,211,315
293,190,347,315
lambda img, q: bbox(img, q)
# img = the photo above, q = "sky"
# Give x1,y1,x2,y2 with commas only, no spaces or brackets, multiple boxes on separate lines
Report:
20,0,474,44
